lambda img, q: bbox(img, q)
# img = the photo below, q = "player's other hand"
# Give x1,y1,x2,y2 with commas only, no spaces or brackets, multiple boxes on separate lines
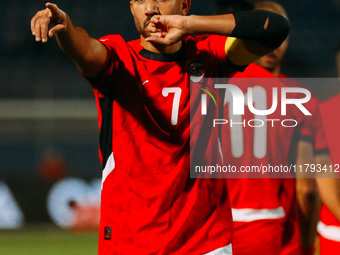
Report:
31,2,67,43
145,15,187,46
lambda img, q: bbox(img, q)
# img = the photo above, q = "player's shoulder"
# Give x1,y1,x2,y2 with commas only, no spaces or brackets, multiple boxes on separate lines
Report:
320,94,340,110
98,34,125,44
277,74,319,102
98,34,141,51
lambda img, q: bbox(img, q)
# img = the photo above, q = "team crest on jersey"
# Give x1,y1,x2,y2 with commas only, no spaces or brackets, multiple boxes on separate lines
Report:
187,59,205,83
104,226,112,240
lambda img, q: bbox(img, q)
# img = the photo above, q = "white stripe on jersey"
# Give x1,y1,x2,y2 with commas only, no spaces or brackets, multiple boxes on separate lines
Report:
101,152,115,190
318,221,340,242
232,206,285,222
204,244,233,255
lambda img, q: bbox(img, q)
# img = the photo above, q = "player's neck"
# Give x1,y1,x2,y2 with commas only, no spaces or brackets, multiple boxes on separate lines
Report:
270,66,281,77
141,37,182,54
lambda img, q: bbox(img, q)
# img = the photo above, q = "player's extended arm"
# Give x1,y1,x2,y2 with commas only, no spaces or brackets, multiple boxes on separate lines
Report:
315,154,340,222
295,141,319,250
146,10,289,63
30,2,107,78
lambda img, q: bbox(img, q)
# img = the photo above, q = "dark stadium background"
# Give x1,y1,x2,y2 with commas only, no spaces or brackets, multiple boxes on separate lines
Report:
0,0,339,246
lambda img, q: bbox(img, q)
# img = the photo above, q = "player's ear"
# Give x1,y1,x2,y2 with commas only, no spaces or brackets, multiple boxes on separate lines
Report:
181,0,191,16
130,1,135,16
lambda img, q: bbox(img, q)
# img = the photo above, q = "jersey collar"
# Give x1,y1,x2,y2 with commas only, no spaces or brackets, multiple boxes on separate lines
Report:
139,45,185,62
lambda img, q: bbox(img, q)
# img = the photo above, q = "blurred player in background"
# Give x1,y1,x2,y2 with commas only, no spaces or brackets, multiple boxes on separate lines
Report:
31,1,289,254
218,1,336,254
253,2,320,254
254,2,320,254
236,2,340,255
318,45,340,254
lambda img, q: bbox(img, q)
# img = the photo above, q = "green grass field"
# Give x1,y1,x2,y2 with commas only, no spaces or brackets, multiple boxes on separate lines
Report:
0,224,321,255
0,224,98,255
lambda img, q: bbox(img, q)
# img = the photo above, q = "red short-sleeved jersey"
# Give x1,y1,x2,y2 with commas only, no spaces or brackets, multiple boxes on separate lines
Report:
224,64,327,211
86,34,235,254
319,95,340,234
221,64,327,254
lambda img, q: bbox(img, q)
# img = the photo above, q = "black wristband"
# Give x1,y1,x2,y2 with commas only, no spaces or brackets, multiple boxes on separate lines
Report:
230,10,289,49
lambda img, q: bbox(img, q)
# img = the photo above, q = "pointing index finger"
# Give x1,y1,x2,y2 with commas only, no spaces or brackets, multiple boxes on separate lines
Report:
45,2,60,17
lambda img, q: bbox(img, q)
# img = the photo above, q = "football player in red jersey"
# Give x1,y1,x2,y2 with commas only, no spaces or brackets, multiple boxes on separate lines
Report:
220,1,339,255
256,3,340,255
318,45,340,254
254,3,319,254
31,1,289,254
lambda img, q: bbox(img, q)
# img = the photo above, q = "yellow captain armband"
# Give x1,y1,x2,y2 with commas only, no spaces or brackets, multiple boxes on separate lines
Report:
225,37,262,69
